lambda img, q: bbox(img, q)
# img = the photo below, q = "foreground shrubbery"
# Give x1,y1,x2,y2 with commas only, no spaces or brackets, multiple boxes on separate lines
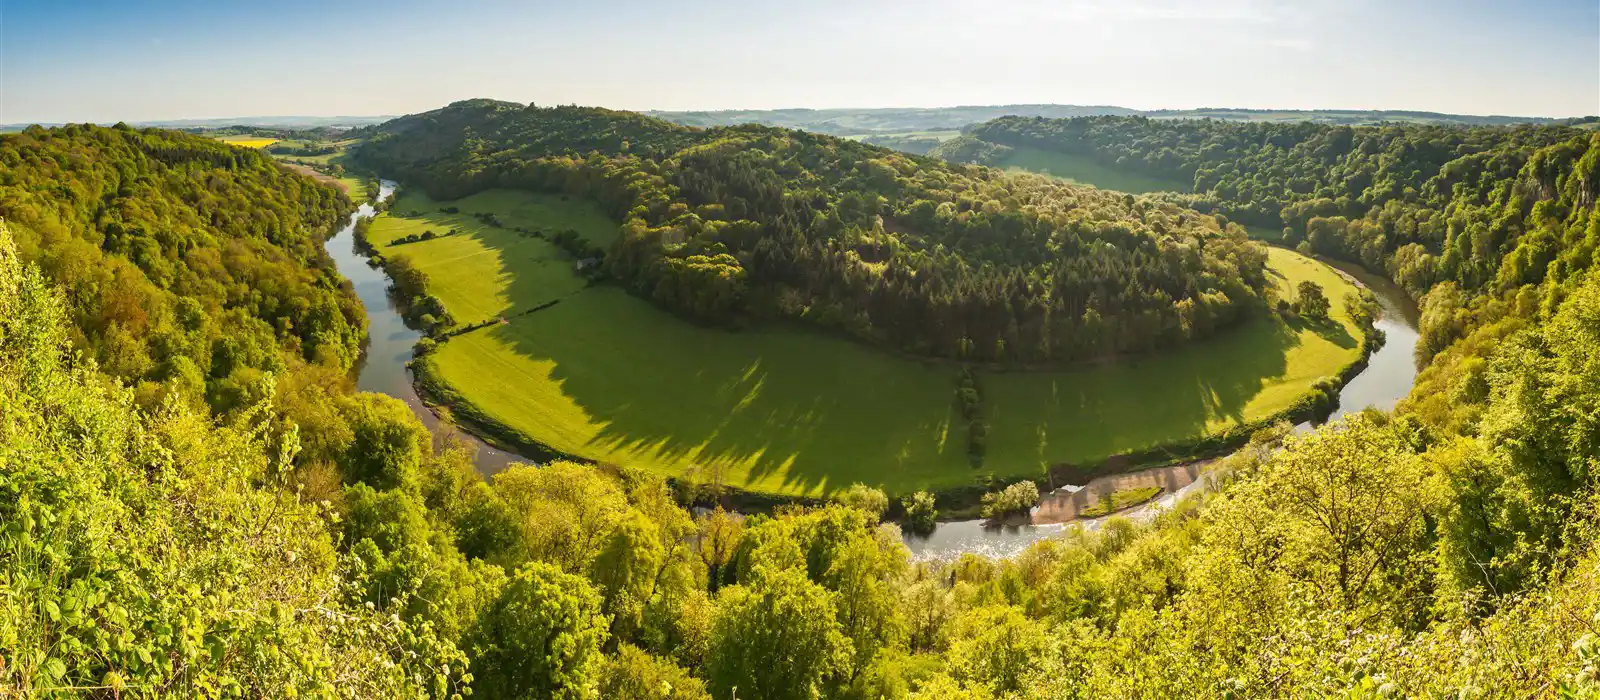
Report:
8,115,1600,697
10,213,1600,696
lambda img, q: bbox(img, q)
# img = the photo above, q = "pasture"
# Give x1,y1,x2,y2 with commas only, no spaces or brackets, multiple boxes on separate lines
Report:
374,190,1365,497
996,147,1191,194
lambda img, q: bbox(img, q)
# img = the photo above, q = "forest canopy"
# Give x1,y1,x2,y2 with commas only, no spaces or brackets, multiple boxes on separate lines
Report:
353,100,1273,364
7,104,1600,697
943,116,1600,312
0,123,364,412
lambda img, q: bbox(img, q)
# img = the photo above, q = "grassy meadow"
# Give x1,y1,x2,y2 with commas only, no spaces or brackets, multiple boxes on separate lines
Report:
997,147,1191,194
371,190,1365,497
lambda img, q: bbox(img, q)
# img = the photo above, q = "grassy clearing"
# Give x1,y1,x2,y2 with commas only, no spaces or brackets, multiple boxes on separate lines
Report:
997,147,1190,194
1079,486,1164,518
382,190,1364,497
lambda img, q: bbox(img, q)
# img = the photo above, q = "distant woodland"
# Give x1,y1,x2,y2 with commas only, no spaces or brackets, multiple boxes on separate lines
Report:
355,100,1272,364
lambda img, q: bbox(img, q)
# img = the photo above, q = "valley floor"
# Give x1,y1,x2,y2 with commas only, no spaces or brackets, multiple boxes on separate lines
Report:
368,188,1366,497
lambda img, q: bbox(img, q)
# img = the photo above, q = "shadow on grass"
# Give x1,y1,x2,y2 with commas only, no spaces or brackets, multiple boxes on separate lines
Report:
1290,316,1357,350
414,190,1312,495
480,263,1299,496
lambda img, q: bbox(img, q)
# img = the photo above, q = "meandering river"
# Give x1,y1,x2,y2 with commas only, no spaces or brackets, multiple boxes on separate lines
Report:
325,186,1422,560
902,262,1423,560
328,181,518,474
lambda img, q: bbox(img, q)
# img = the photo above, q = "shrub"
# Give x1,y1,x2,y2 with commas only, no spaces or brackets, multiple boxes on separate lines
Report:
980,481,1039,520
902,491,938,535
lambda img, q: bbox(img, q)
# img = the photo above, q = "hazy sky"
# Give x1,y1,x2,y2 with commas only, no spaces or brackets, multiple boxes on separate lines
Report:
3,0,1597,123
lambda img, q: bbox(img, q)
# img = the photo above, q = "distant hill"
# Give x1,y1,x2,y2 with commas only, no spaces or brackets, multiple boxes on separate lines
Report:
1,114,393,131
650,105,1571,137
647,105,1139,136
353,99,1272,365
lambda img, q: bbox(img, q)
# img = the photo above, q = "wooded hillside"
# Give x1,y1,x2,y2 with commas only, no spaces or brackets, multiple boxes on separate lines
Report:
355,100,1274,364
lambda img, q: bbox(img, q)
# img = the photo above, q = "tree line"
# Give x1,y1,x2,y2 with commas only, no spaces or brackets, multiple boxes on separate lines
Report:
9,112,1600,697
353,100,1273,364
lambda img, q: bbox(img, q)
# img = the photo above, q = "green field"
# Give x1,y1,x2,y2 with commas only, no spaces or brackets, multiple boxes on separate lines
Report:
995,147,1191,194
371,190,1364,497
1079,486,1164,518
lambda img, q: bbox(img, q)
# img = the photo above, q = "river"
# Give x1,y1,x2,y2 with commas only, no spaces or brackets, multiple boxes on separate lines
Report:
327,181,518,474
326,190,1421,561
902,264,1422,561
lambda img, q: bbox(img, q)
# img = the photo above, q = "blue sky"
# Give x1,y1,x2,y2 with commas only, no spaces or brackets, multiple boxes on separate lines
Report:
2,0,1596,123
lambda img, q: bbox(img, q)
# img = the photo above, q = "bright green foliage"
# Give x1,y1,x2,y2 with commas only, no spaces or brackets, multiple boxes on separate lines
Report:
600,644,711,700
487,461,632,571
945,605,1055,696
591,509,666,641
341,484,508,642
468,562,609,700
838,483,890,520
906,673,996,700
339,392,432,491
0,224,465,696
1295,280,1331,321
901,491,938,535
0,124,362,410
980,481,1040,520
356,100,1273,365
707,566,853,700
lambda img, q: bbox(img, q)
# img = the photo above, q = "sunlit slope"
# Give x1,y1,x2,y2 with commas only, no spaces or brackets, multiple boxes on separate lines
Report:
372,190,1364,496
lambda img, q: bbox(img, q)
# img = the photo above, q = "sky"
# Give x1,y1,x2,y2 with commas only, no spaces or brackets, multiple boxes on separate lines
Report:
1,0,1597,124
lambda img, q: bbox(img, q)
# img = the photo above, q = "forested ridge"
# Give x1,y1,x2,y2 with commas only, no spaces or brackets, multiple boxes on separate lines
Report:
7,113,1600,698
0,123,365,412
354,100,1271,364
943,117,1600,354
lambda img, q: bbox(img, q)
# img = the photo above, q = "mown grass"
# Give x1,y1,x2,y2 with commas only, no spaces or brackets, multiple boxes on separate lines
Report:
1078,486,1164,518
997,147,1190,194
381,190,1365,497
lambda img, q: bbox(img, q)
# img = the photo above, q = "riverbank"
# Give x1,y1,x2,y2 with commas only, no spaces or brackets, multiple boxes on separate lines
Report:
320,180,521,474
365,191,1374,498
405,246,1382,522
325,178,1412,562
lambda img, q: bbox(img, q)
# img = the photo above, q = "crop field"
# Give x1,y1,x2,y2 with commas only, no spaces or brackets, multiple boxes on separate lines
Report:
997,147,1191,194
214,135,279,148
376,190,1364,497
